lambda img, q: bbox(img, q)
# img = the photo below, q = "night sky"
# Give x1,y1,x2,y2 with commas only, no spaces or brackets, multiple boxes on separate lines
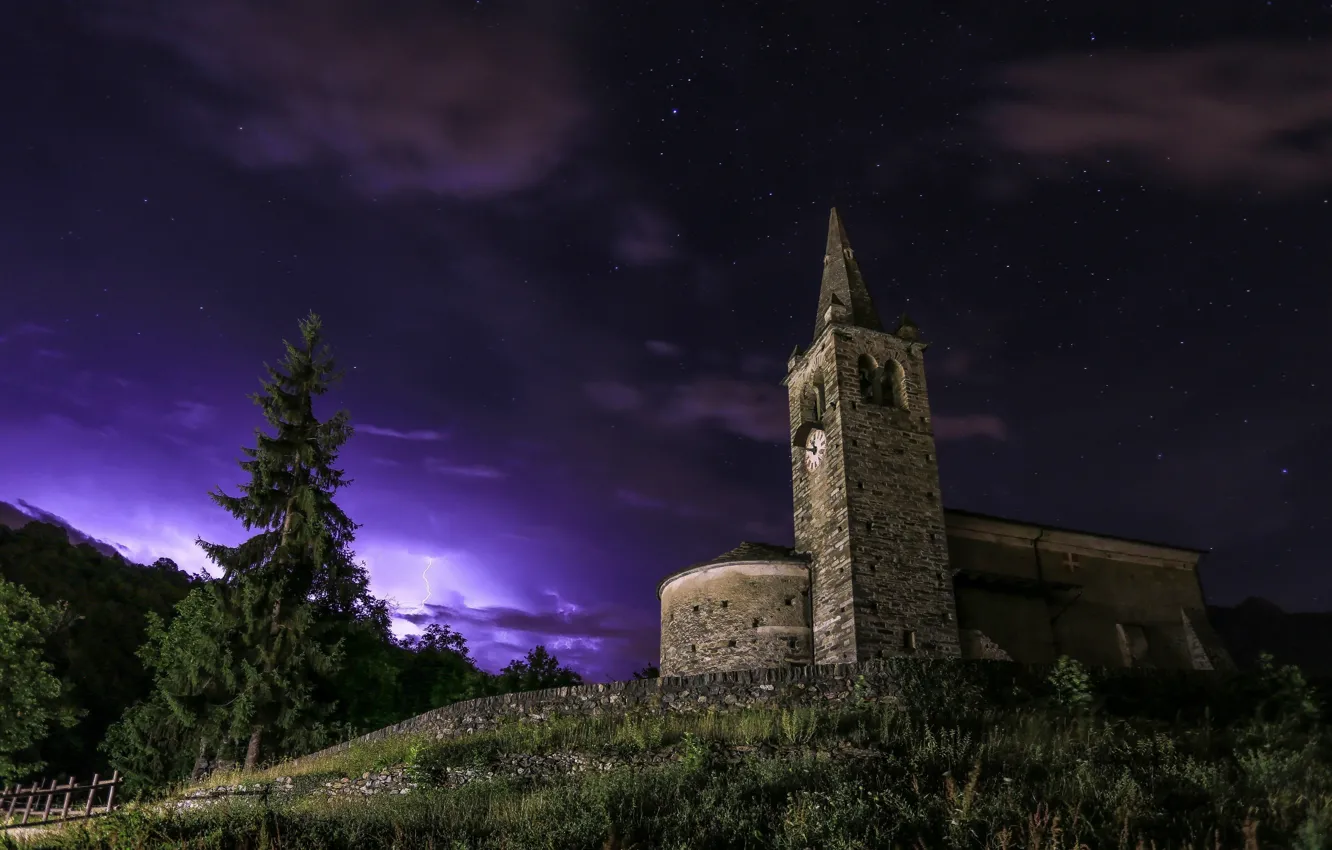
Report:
3,1,1330,681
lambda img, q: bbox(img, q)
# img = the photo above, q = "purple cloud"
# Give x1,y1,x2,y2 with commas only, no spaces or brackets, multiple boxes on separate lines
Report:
659,377,790,443
100,0,590,199
614,206,678,266
0,323,55,344
985,41,1332,192
358,424,448,441
170,401,217,431
934,414,1008,442
616,489,669,510
645,340,683,357
583,381,644,412
424,459,506,480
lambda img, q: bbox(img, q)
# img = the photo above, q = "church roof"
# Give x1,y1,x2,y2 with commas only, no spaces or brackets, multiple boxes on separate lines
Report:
813,207,885,340
943,508,1210,556
656,541,808,599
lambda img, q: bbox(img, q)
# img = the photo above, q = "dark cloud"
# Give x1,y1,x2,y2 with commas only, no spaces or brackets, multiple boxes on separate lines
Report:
583,381,644,412
934,414,1008,442
659,377,791,443
358,424,448,441
102,0,589,199
586,374,1009,446
614,206,678,266
986,42,1332,191
645,340,683,357
934,350,973,379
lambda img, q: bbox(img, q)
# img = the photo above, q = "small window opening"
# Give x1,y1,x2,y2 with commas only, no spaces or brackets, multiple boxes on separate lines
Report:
787,637,798,649
903,629,917,651
693,604,700,613
720,600,729,608
785,597,795,606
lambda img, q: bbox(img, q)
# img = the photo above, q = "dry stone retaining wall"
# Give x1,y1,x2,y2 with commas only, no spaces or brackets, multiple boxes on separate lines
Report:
280,659,904,774
176,741,891,812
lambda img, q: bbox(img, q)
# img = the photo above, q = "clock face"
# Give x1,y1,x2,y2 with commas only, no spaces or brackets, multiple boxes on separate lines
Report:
804,429,827,470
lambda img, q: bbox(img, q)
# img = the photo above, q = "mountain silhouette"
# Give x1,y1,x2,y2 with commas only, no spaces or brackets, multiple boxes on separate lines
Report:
1207,597,1332,677
0,499,130,560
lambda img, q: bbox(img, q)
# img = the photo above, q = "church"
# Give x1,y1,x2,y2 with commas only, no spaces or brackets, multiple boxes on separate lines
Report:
656,208,1233,678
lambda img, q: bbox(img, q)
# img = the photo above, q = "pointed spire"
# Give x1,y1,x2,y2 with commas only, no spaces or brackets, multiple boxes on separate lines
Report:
814,207,884,340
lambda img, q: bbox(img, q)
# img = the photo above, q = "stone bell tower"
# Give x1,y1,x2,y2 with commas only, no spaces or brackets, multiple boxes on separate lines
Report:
782,208,960,664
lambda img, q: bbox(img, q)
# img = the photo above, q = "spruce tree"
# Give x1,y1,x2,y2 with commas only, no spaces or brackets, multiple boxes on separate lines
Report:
195,312,367,770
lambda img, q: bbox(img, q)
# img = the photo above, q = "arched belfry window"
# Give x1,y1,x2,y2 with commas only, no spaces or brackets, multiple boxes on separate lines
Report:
858,354,882,404
803,374,828,423
858,355,909,409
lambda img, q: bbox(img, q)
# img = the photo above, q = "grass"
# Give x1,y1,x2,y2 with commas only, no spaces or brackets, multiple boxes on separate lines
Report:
10,660,1332,848
176,705,830,796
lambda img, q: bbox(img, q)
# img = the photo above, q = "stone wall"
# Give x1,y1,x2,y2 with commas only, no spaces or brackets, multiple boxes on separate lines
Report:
787,322,960,667
945,516,1234,672
658,560,813,676
280,659,903,773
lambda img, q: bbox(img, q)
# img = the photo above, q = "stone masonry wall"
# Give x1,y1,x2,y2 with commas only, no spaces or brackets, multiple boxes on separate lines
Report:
658,562,813,676
834,325,960,662
280,659,905,774
786,324,960,667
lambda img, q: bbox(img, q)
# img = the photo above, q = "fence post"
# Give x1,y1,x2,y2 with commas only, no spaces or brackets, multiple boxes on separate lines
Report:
3,782,20,823
83,773,99,818
104,771,119,814
18,782,34,826
59,776,73,820
39,778,56,822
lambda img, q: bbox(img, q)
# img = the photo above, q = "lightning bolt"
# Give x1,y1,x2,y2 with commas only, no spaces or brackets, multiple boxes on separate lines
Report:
420,556,436,611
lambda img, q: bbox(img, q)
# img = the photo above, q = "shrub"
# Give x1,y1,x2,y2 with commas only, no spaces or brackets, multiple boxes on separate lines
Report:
1047,655,1093,714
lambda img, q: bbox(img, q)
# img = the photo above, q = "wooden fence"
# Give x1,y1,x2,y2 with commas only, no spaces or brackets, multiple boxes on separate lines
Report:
0,772,121,830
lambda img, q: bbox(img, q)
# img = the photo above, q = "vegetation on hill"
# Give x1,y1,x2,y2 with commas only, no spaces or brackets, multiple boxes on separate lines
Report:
15,657,1332,850
0,313,583,799
5,311,1331,846
0,574,78,783
0,524,198,782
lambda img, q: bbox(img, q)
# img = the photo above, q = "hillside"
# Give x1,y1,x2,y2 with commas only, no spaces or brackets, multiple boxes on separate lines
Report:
14,659,1332,850
0,520,199,781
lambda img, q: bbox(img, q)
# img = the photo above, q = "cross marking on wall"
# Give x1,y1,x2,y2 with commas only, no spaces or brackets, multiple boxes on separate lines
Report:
1062,552,1080,572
